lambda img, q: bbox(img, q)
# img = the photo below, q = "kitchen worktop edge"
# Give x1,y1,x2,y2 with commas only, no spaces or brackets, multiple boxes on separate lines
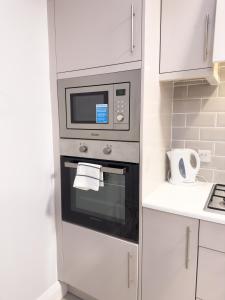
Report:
143,182,225,225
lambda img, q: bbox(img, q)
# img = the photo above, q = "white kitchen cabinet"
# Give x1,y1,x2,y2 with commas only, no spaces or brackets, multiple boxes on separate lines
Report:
62,222,138,300
142,209,199,300
160,0,216,76
213,0,225,62
197,247,225,300
54,0,142,73
199,220,225,253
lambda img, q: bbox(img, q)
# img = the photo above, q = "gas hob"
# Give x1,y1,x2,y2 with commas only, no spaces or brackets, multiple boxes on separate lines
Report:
205,184,225,214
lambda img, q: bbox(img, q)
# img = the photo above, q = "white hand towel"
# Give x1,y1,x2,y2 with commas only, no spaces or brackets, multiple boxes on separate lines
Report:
73,163,104,191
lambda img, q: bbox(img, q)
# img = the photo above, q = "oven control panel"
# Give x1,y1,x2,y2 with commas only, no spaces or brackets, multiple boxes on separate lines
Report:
60,139,139,163
79,144,112,155
114,83,130,129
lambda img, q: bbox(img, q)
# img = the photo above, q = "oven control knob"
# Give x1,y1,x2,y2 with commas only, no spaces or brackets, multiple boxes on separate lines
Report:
117,113,124,122
103,146,112,155
79,145,88,153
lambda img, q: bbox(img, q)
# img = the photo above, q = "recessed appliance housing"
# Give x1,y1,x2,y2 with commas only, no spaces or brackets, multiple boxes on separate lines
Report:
57,70,141,141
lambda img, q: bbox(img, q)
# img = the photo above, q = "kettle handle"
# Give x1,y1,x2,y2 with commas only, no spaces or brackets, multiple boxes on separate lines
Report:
188,149,200,175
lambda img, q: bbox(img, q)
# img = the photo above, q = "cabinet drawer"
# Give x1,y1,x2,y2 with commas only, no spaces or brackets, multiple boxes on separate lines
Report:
199,221,225,252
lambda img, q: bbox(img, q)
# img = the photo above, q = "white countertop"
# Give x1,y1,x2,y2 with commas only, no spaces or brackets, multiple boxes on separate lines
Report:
143,182,225,225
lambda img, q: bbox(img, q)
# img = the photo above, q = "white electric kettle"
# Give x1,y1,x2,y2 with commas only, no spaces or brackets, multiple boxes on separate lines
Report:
167,148,200,185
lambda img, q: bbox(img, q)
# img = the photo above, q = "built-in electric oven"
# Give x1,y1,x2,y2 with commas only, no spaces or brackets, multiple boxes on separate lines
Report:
60,156,139,243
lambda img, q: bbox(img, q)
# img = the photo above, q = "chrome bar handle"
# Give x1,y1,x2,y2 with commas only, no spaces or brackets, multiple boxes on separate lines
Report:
185,226,190,269
64,162,126,175
131,4,135,53
204,14,210,61
128,252,132,288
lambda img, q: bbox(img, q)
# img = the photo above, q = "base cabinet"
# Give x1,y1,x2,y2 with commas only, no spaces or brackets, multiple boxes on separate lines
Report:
62,222,138,300
142,209,199,300
197,247,225,300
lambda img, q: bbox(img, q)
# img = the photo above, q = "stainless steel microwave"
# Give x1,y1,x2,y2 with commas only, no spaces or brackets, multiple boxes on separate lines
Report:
57,70,141,141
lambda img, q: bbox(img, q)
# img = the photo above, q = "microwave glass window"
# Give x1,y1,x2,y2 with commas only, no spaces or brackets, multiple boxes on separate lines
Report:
69,170,126,224
70,91,108,124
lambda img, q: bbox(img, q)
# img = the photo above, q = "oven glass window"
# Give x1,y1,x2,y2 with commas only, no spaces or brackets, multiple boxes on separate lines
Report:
69,170,125,224
70,91,108,124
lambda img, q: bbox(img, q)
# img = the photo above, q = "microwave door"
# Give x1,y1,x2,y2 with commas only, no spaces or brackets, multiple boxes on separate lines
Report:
66,85,114,130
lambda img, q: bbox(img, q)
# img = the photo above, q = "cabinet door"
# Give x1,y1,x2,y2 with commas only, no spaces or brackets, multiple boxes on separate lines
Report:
160,0,216,73
213,0,225,62
142,209,198,300
54,0,142,73
62,222,138,300
197,247,225,300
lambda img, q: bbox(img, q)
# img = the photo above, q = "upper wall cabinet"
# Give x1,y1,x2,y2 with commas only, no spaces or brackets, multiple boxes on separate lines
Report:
213,0,225,63
160,0,217,84
54,0,142,73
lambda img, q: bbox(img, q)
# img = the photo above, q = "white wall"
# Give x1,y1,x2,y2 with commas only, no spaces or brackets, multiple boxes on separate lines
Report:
0,1,57,299
141,0,173,198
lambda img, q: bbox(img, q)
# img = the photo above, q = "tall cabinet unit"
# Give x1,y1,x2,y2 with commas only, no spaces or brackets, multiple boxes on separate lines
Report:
54,0,142,73
142,209,199,300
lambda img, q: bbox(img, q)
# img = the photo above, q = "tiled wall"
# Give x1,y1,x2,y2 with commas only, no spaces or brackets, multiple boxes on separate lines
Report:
172,66,225,184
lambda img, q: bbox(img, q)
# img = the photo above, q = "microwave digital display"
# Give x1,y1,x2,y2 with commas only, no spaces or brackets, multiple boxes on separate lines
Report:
70,91,108,124
116,89,126,96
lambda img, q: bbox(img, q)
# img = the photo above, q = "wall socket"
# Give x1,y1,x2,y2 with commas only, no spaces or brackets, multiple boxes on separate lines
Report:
198,150,211,163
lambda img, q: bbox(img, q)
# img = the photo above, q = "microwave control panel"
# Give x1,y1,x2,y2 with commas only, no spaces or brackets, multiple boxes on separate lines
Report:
113,83,130,130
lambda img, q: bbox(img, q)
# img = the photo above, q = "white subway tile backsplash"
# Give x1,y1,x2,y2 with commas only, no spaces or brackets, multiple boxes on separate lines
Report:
215,143,225,156
200,128,225,141
214,171,225,184
186,113,216,127
198,168,214,182
185,141,214,152
172,114,186,127
172,68,225,183
172,128,199,141
200,157,225,171
173,99,201,113
217,113,225,127
213,156,225,170
171,140,185,148
174,86,188,99
201,98,225,112
188,84,217,98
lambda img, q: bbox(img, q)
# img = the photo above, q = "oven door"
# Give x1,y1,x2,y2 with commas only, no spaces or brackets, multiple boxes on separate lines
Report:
61,156,139,243
66,85,114,130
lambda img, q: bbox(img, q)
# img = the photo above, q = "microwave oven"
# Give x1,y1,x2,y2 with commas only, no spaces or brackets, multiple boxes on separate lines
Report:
57,70,141,141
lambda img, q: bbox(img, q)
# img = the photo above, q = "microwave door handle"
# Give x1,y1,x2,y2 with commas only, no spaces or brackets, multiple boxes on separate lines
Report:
64,162,126,175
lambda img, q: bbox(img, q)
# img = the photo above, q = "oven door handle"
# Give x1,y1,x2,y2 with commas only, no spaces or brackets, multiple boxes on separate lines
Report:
64,162,126,175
